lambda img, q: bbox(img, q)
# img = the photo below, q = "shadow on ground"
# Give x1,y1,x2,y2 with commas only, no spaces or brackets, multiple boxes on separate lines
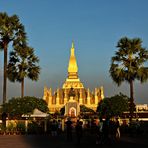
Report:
0,132,148,148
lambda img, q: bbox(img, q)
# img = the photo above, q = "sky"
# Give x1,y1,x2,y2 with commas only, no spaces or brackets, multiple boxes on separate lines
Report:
0,0,148,104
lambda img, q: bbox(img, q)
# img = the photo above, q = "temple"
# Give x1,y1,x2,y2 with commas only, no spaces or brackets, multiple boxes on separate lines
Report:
43,42,104,117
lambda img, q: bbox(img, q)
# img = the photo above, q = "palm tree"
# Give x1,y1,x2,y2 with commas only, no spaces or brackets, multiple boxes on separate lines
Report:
7,45,40,98
0,12,26,103
109,37,148,121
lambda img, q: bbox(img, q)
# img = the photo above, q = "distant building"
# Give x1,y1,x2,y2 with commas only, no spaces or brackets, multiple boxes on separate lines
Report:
121,104,148,122
136,104,148,112
43,42,104,116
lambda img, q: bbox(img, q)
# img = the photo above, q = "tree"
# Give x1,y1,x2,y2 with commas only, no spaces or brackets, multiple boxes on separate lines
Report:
80,105,95,113
2,96,49,119
60,106,65,115
0,12,27,103
7,45,40,97
97,93,129,118
80,105,95,119
109,37,148,121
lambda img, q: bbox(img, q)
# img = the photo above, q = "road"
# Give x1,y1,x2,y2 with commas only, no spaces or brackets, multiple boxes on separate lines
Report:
0,132,147,148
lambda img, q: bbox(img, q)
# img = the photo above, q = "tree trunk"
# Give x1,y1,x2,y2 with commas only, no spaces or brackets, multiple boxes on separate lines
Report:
3,42,8,103
21,78,24,98
129,80,134,122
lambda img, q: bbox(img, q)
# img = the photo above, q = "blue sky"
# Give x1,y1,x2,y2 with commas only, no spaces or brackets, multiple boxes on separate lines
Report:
0,0,148,104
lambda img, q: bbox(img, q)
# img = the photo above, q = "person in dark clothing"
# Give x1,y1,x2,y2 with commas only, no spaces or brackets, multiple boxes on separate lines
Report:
102,118,110,144
96,117,104,145
75,120,83,144
51,119,58,136
57,120,62,135
115,118,120,141
65,118,73,141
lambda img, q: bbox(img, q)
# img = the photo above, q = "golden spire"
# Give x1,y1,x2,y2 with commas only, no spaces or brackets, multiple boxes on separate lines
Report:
72,40,74,48
68,41,78,75
62,41,84,89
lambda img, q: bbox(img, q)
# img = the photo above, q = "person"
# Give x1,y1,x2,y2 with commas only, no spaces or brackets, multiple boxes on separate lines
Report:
135,119,140,135
109,120,116,143
51,119,58,136
115,118,120,141
96,117,103,145
57,120,62,135
75,120,83,144
65,117,73,141
102,118,110,144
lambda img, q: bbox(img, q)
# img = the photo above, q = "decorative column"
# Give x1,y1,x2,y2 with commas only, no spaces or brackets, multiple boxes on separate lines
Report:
64,89,68,104
87,88,91,105
100,86,104,99
48,88,52,108
56,88,60,105
75,90,79,101
43,87,48,101
95,88,98,105
79,89,83,105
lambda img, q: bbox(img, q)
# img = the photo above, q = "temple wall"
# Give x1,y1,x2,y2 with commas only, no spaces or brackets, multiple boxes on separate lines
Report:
43,87,104,113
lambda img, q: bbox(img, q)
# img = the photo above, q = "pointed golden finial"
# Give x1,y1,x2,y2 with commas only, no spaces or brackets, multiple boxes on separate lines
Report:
72,40,74,48
71,40,75,56
68,41,78,74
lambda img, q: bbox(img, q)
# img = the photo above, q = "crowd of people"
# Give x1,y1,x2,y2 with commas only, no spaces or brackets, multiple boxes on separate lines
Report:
95,117,120,145
50,119,62,136
49,117,122,145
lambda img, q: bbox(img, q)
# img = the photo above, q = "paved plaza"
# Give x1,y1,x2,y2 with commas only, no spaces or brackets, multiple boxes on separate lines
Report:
0,132,148,148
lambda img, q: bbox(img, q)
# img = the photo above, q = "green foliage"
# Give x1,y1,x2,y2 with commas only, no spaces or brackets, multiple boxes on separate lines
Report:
27,121,39,134
110,37,148,85
0,12,27,49
7,45,40,97
7,122,16,132
80,105,95,113
2,96,49,119
7,46,40,83
0,12,27,103
97,93,129,118
16,122,26,133
60,106,65,115
110,37,148,121
27,121,44,134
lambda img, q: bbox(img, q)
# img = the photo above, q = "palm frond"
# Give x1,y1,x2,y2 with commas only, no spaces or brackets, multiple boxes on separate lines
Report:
109,36,148,86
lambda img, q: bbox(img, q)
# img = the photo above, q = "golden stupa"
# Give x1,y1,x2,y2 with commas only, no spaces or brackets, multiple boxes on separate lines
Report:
43,42,104,116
